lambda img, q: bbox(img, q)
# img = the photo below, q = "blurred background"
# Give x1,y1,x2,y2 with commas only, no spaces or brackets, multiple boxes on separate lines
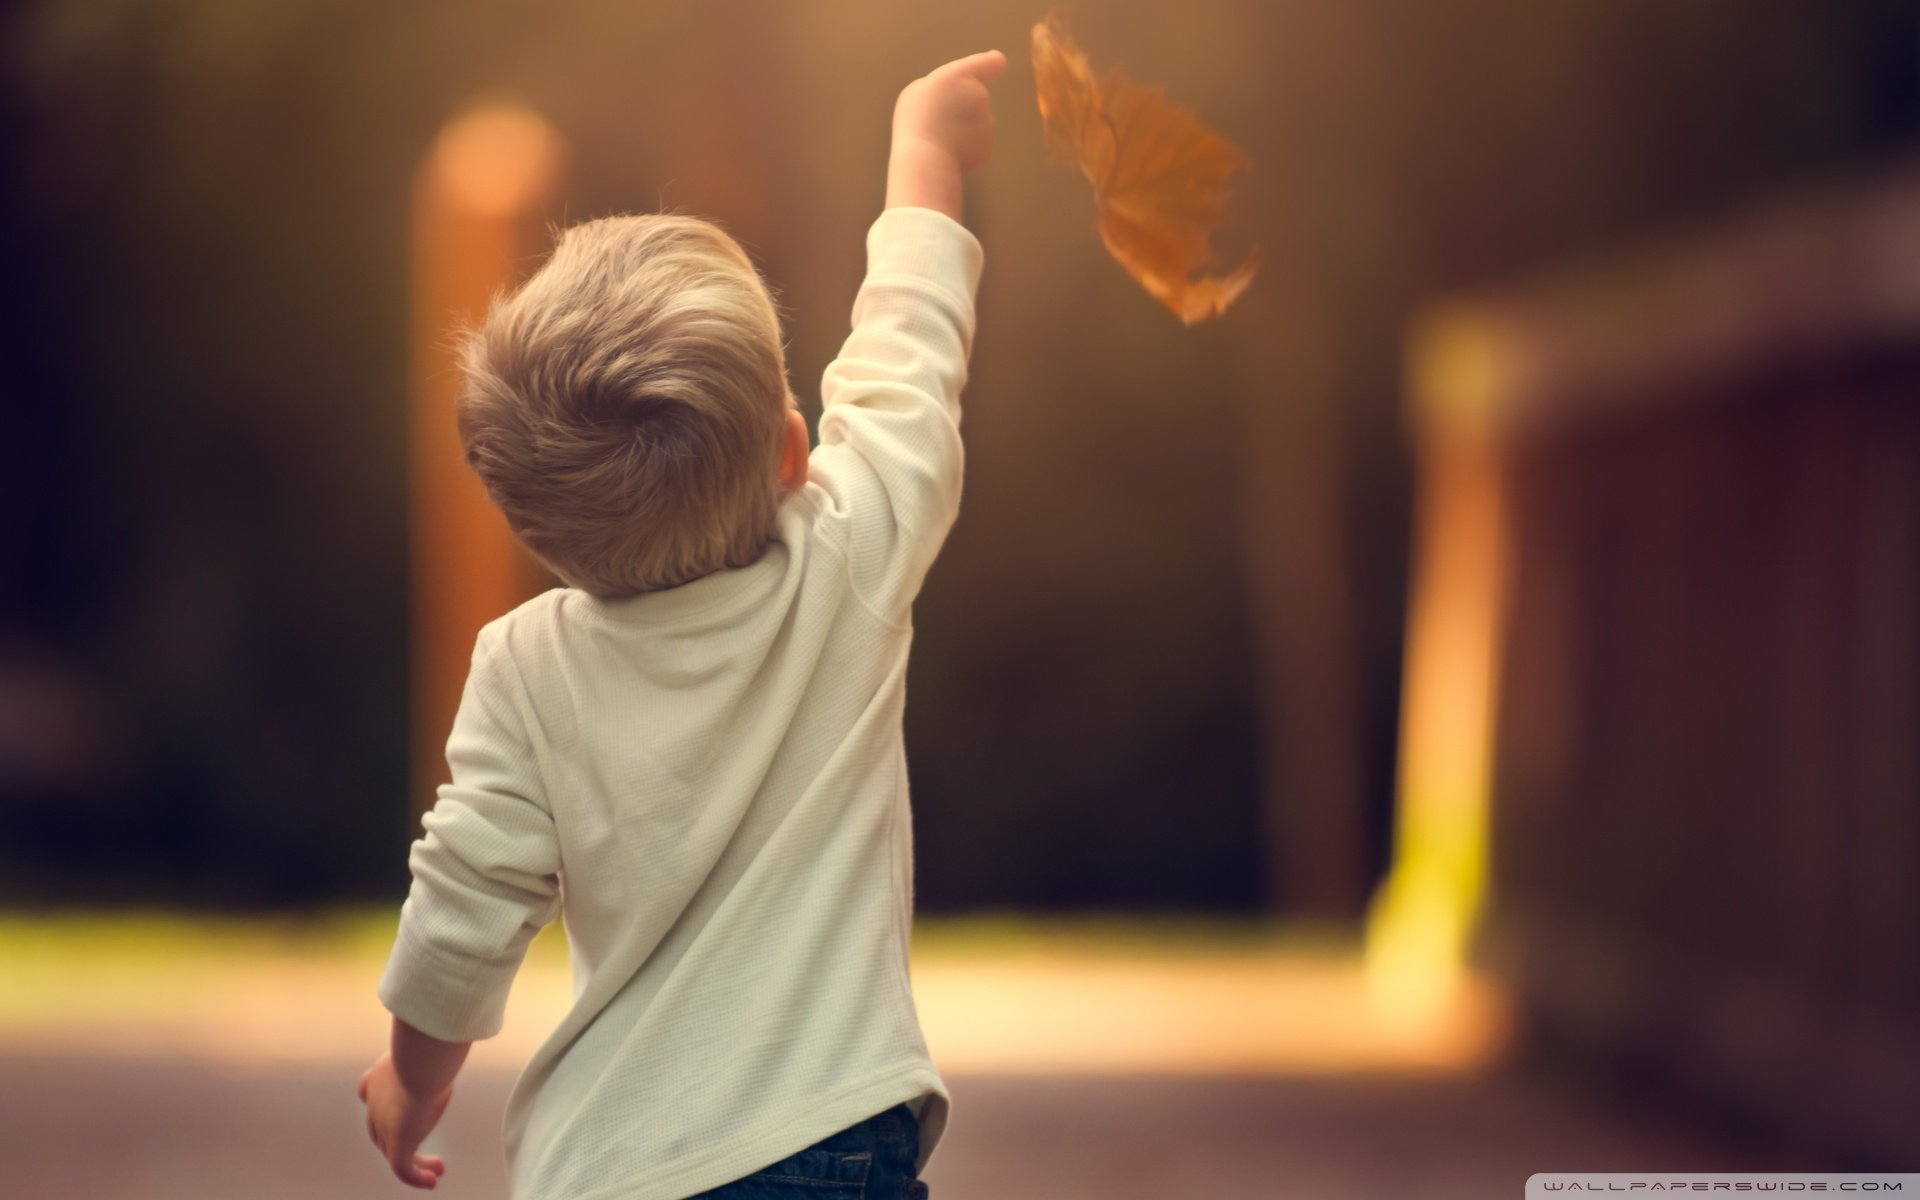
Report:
1,0,1916,1196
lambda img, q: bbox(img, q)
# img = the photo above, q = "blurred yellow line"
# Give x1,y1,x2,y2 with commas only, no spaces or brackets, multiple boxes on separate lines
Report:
913,958,1508,1075
0,916,1509,1074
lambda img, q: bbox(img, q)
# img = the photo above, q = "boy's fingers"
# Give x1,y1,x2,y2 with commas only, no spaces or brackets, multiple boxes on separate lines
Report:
391,1152,436,1189
942,50,1007,85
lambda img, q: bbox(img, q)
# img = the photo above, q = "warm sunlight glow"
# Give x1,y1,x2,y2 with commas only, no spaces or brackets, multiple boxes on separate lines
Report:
0,917,1506,1075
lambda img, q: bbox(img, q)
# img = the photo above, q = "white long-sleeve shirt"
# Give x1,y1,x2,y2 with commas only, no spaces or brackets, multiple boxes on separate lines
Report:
378,206,980,1200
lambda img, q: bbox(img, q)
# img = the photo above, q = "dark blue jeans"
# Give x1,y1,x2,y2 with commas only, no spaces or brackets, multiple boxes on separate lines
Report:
686,1104,929,1200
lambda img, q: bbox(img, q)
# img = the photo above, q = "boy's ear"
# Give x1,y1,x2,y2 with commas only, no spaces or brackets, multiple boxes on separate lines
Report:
778,406,809,493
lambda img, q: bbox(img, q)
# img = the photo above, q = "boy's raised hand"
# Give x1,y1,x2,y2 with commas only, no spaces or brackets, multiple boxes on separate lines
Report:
887,49,1007,222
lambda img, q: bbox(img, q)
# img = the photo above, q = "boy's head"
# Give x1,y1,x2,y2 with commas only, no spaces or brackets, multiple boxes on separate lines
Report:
458,214,807,598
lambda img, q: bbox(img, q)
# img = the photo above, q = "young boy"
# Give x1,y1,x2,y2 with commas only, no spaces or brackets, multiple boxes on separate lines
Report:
357,49,1006,1200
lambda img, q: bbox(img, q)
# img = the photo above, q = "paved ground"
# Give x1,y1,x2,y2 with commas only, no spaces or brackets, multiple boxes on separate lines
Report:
0,918,1813,1197
0,1053,1791,1200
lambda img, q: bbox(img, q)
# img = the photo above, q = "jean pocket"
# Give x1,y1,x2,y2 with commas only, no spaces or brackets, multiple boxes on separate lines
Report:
693,1148,870,1198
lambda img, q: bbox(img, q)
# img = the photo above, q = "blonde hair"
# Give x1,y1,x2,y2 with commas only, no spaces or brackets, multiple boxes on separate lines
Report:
457,214,792,597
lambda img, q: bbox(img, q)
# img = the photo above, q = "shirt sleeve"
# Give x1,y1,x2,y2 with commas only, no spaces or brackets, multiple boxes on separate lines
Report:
377,624,561,1043
810,205,983,618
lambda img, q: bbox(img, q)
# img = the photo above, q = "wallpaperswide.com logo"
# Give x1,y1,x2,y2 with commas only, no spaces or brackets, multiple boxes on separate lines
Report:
1528,1177,1918,1194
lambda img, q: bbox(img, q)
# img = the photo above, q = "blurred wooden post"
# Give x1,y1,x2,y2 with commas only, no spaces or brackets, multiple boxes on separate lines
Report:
1365,309,1511,1040
410,104,563,821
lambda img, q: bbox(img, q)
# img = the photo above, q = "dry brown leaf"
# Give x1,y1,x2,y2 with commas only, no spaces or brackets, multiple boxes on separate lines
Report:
1032,12,1258,324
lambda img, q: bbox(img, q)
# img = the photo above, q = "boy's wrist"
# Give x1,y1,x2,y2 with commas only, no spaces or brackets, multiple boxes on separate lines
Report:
885,135,965,223
389,1016,472,1101
390,1060,451,1104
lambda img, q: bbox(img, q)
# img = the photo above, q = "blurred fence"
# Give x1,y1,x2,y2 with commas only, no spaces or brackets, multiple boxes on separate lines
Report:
1395,164,1920,1164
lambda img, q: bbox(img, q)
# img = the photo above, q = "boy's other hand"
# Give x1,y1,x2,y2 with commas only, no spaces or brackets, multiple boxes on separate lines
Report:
358,1052,453,1189
887,49,1007,221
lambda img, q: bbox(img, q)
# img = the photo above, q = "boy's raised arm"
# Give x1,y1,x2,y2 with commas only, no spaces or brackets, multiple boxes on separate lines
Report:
809,51,1001,617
